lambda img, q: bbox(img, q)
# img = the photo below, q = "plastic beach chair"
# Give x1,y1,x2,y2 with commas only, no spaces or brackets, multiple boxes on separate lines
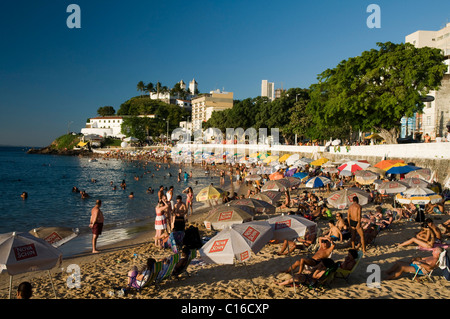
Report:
411,250,447,282
334,250,364,283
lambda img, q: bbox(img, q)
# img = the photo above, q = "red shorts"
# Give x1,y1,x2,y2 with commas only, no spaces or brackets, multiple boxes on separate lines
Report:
92,223,103,235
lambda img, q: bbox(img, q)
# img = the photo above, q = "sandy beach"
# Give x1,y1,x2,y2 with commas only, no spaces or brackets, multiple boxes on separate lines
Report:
1,178,449,301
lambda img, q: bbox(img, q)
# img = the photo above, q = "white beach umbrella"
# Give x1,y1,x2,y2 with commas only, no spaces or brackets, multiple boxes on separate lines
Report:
267,214,317,242
400,177,430,188
327,188,370,209
227,198,276,214
377,181,409,194
0,232,62,298
30,227,79,248
354,170,380,185
250,191,283,205
285,154,300,166
199,221,273,265
204,205,254,230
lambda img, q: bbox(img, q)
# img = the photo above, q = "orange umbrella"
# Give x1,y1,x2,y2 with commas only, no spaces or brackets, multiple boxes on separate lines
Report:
374,159,405,170
269,171,284,180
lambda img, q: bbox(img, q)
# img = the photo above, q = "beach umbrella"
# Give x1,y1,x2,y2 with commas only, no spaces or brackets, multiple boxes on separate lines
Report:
250,191,283,205
285,154,300,166
245,174,262,181
293,172,309,180
385,163,421,175
366,166,386,177
283,176,302,188
267,214,317,242
400,177,430,188
269,171,285,181
261,179,290,192
337,161,371,176
199,221,274,297
354,170,380,185
278,154,292,163
310,157,329,167
227,198,276,214
395,186,442,205
257,166,277,175
0,232,62,298
199,221,274,264
29,227,79,248
204,206,254,230
374,159,405,170
376,181,409,194
327,188,370,209
322,167,339,174
304,176,332,188
284,167,297,177
405,168,433,182
196,185,225,201
263,155,279,164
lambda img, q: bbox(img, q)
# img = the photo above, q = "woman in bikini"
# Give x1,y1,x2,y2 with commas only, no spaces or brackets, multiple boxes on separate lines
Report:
183,187,194,217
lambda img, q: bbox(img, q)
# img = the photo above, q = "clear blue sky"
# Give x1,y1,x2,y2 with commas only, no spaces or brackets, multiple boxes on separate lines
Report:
1,0,450,147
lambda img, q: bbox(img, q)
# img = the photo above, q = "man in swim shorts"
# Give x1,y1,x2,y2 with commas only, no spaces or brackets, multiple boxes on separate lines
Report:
348,196,366,253
89,199,104,253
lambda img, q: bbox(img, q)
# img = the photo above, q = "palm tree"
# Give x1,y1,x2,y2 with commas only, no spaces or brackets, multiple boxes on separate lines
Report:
145,82,155,97
137,81,145,97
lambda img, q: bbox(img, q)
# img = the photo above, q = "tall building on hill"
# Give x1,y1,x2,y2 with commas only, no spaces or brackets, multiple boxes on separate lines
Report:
405,23,450,140
191,90,234,130
261,80,275,101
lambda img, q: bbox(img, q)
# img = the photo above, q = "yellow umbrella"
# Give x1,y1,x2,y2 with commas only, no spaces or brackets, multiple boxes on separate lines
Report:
263,155,279,164
278,154,291,163
196,185,225,202
249,152,259,158
310,157,329,166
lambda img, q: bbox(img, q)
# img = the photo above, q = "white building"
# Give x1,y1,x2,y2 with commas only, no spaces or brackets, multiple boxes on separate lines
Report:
81,115,156,138
405,23,450,140
261,80,275,101
81,116,125,138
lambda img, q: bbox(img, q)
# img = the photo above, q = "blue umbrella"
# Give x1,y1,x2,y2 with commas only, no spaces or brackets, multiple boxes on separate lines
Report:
305,176,331,188
386,165,421,175
293,172,309,179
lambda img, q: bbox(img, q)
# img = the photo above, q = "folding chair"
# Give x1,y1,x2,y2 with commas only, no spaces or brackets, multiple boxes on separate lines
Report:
334,250,364,283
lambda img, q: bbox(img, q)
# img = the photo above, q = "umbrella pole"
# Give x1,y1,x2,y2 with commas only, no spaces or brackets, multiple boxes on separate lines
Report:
48,270,57,299
9,275,12,299
287,251,297,294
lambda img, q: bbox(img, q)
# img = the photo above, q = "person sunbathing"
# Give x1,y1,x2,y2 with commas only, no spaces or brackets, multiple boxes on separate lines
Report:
339,249,359,271
384,247,443,280
277,229,317,255
276,258,335,287
281,237,335,275
324,220,343,242
425,218,442,242
398,224,435,249
127,257,156,289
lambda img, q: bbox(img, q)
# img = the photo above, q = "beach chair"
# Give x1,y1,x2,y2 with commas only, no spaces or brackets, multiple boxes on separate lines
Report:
173,249,198,280
156,253,180,284
334,250,364,283
412,249,447,282
298,261,339,295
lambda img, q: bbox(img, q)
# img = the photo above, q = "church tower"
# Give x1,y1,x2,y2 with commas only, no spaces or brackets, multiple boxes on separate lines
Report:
189,78,198,95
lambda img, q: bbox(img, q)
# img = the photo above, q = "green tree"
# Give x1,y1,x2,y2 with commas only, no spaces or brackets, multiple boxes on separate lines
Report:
307,42,447,143
137,81,145,97
144,82,155,96
96,106,116,117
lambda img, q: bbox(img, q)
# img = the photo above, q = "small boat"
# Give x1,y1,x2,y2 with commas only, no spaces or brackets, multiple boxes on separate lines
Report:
88,158,98,163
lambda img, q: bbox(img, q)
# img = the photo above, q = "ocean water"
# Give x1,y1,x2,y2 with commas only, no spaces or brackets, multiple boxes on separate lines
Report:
0,146,224,255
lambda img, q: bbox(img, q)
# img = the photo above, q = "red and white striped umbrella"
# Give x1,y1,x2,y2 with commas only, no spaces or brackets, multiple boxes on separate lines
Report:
338,161,371,176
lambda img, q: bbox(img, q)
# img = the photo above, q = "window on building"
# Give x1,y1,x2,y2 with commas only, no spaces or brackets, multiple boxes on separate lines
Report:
427,116,431,126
